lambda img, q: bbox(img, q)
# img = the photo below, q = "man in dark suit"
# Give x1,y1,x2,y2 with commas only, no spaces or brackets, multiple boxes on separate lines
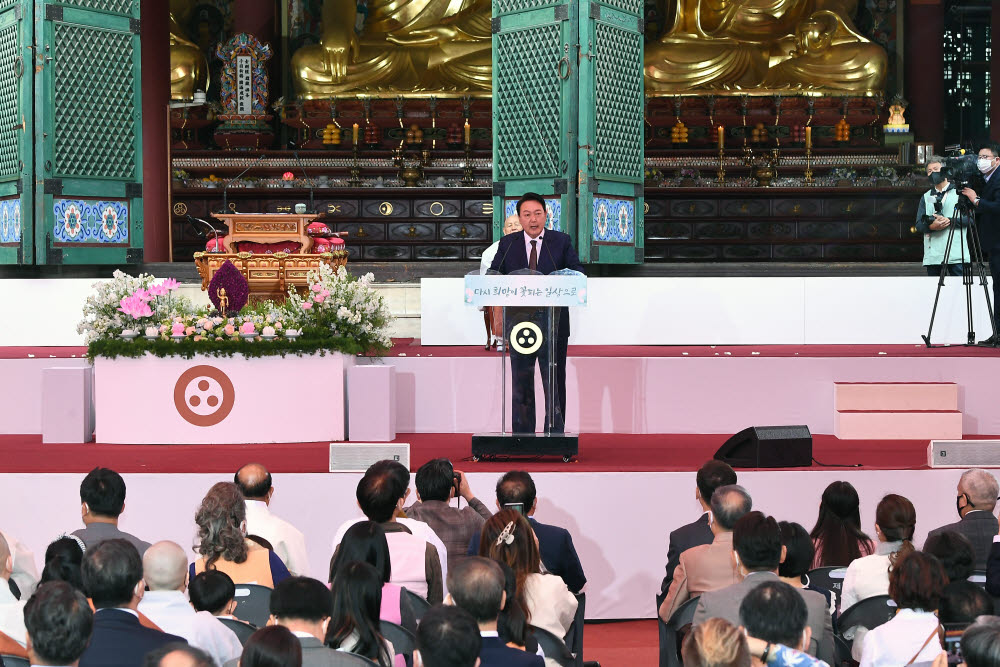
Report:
79,539,186,667
466,471,586,593
447,557,544,667
489,192,584,433
24,581,93,667
415,605,482,667
961,143,1000,344
927,468,999,570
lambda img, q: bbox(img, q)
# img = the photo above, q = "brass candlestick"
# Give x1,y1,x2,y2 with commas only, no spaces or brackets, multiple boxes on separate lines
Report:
348,144,362,186
716,147,726,184
804,145,814,183
461,143,475,186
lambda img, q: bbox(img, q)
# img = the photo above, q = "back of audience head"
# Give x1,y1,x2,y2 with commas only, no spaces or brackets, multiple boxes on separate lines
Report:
733,512,783,573
962,616,1000,667
24,581,93,667
195,481,248,568
777,521,815,580
0,533,11,580
415,605,482,667
681,617,751,667
697,460,738,507
142,644,214,667
958,469,1000,515
40,536,85,591
234,463,273,501
810,480,874,566
481,511,539,581
357,464,406,523
82,538,144,609
446,557,505,625
239,625,303,667
940,580,994,625
80,466,127,519
270,576,333,636
327,561,391,667
143,541,188,592
925,530,976,582
876,493,917,565
189,570,236,616
710,484,752,531
888,550,947,611
416,458,458,502
496,471,536,514
739,581,810,651
330,520,391,585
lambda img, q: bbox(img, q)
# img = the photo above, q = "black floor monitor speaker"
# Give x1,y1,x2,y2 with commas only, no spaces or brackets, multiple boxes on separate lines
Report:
714,425,813,468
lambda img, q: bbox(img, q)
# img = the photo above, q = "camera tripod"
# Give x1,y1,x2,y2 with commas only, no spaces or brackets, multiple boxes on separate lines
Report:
922,191,998,347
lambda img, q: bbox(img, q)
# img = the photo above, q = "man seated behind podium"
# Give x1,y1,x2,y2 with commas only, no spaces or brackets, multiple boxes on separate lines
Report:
489,193,584,434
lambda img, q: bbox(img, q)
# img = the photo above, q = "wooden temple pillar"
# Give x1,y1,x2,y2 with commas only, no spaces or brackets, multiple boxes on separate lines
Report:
140,0,170,262
905,0,945,152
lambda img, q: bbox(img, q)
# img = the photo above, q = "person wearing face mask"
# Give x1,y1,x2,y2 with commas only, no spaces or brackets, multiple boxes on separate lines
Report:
960,144,1000,344
927,468,999,571
916,157,969,276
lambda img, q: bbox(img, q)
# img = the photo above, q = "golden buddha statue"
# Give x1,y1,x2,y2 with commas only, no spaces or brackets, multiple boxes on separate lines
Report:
170,0,209,100
291,0,491,96
645,0,887,94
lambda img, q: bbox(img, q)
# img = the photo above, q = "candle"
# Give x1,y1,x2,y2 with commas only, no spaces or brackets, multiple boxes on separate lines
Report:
718,125,724,149
805,126,812,149
352,123,359,145
464,121,471,145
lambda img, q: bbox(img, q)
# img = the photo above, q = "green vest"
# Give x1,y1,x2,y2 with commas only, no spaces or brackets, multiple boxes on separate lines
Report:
922,188,969,265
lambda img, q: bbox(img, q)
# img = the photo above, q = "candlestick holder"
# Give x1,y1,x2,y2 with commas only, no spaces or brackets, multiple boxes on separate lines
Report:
716,147,726,184
461,143,475,186
348,144,362,186
804,145,814,184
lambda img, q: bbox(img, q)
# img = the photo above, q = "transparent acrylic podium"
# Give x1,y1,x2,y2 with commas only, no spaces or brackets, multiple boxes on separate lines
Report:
464,268,587,461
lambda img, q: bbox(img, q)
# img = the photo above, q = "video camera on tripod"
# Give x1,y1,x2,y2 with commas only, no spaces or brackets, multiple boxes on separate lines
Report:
940,146,982,197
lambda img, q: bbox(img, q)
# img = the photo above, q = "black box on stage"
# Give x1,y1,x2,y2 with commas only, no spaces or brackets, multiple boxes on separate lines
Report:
714,425,812,468
471,433,578,462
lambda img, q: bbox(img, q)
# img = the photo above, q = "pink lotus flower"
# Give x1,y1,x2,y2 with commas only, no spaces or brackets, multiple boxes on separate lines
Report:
301,301,313,310
224,324,236,336
146,283,168,297
132,288,152,301
161,278,180,291
117,295,153,319
145,326,158,337
262,326,275,337
239,321,255,335
171,322,186,336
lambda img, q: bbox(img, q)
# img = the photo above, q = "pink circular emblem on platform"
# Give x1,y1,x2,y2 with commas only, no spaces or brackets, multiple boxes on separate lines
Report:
173,365,235,427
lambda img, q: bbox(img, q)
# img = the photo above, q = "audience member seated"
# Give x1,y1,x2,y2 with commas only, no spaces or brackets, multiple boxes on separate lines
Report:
739,581,828,667
235,463,310,577
466,471,586,594
240,626,303,667
329,521,416,634
810,481,875,569
72,467,151,556
927,469,999,571
960,616,1000,667
189,570,240,620
659,484,751,621
332,461,449,594
415,605,482,667
406,459,493,567
39,537,85,591
841,493,916,610
333,466,444,604
939,580,994,625
191,482,291,588
659,460,737,601
680,617,750,667
78,539,187,667
924,531,976,582
23,581,93,667
778,522,835,614
860,551,947,667
693,512,834,664
143,644,214,667
495,560,539,655
326,561,397,667
481,511,578,640
0,530,39,600
0,533,27,646
138,541,243,666
446,557,543,667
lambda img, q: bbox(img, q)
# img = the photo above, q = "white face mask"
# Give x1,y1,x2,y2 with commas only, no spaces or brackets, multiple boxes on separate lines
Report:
979,157,995,173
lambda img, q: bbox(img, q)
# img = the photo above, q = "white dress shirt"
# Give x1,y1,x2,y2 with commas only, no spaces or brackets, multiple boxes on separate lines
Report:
859,608,941,667
138,590,243,667
0,577,27,646
524,233,544,270
244,500,310,576
840,541,902,611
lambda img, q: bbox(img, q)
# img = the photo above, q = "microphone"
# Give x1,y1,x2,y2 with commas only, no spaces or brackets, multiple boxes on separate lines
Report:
221,152,266,214
290,145,315,214
186,215,223,251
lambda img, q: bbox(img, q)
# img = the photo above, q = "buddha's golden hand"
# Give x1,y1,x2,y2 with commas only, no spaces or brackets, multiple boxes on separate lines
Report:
322,32,360,82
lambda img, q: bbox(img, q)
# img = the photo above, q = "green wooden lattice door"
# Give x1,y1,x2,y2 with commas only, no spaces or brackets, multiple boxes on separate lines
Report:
0,0,32,264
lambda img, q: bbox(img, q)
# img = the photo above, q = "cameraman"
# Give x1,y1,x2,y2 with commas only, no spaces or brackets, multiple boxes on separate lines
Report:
961,144,1000,344
916,157,968,276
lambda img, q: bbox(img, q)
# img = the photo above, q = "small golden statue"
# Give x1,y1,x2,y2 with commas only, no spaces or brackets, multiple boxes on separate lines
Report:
884,95,909,133
217,287,228,318
644,0,888,94
169,0,209,100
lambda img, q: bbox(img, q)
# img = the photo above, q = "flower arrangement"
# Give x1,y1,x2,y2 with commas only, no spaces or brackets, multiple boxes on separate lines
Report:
829,167,858,184
678,167,702,181
870,165,898,182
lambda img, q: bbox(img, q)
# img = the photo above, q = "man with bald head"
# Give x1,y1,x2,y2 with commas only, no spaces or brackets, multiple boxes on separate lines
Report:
143,644,214,667
234,462,310,576
0,532,27,646
928,469,1000,570
137,541,242,667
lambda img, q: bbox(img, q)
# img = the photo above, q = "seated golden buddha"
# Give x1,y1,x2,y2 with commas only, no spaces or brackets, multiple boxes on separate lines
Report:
292,0,491,95
645,0,887,94
169,0,208,100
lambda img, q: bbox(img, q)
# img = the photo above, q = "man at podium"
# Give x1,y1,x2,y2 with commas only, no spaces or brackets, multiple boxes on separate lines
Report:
489,193,584,434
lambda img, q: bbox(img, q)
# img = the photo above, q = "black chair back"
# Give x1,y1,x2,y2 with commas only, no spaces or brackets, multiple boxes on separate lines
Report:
232,583,273,628
219,617,258,645
402,588,431,621
563,592,585,666
806,566,849,599
662,595,700,667
1,655,29,667
530,625,575,667
380,620,416,657
7,579,19,600
837,595,897,635
326,654,380,666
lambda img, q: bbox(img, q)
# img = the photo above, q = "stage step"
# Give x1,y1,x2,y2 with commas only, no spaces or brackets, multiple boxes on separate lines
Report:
835,410,963,440
834,382,958,411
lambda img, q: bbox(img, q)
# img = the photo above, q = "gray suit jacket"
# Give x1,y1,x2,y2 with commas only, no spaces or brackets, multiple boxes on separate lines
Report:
225,636,376,667
692,571,834,664
927,511,999,571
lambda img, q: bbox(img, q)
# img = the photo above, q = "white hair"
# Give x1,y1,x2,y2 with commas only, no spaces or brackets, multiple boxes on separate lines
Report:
960,469,999,511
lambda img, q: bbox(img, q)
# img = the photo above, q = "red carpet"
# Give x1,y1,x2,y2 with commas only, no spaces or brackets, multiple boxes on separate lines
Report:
0,432,988,474
584,620,657,666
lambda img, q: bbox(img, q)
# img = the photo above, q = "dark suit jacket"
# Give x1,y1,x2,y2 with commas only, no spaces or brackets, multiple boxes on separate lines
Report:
479,635,545,667
659,513,714,598
467,517,587,593
488,229,585,339
928,511,999,571
79,608,187,667
975,170,1000,250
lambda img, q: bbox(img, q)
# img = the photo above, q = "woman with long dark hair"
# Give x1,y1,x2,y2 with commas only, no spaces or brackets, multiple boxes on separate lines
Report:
240,625,303,667
810,481,875,568
495,560,539,654
327,561,397,667
841,493,917,611
39,536,86,591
